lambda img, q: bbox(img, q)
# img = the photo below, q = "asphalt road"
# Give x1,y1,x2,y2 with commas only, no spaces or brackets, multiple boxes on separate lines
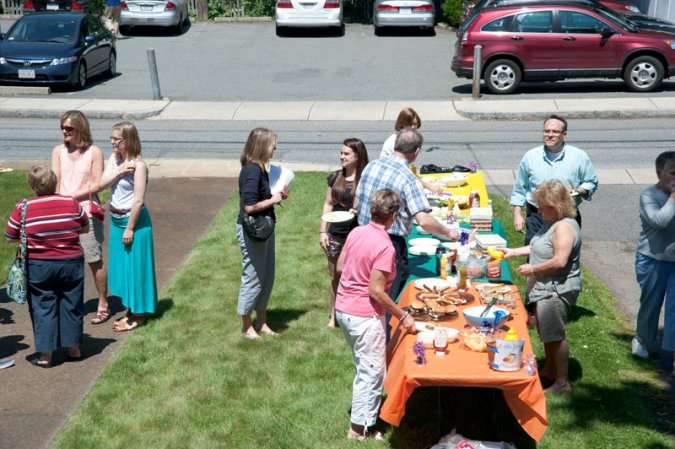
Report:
2,20,675,100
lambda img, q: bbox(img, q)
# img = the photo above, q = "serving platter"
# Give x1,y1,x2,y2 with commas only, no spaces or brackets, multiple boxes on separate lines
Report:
322,211,354,223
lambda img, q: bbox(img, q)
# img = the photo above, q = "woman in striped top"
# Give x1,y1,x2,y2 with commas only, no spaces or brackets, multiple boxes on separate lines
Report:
5,166,90,368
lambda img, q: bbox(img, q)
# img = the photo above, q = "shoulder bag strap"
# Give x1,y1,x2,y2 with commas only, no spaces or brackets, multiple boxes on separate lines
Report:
18,199,27,270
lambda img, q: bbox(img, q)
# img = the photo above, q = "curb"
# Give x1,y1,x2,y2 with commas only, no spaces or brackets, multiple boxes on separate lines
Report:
455,109,675,121
0,107,163,120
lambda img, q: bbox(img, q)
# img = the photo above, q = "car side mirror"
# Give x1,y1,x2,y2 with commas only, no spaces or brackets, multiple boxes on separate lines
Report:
599,26,615,37
0,33,5,41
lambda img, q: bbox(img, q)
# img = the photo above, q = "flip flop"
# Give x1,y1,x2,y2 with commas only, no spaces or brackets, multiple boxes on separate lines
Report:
91,308,111,325
31,358,52,369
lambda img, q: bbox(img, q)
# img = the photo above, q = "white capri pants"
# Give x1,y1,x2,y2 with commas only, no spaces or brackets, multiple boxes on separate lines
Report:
236,224,275,316
336,310,387,429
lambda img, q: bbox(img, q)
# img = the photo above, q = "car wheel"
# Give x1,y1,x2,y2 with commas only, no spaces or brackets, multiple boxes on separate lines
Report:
483,59,521,94
276,24,285,37
120,25,130,35
334,23,345,36
623,55,664,92
71,62,87,90
374,26,382,36
106,52,116,77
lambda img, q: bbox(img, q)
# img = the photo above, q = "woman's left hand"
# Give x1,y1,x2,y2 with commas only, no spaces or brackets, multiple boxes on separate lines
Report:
122,229,134,245
516,263,534,276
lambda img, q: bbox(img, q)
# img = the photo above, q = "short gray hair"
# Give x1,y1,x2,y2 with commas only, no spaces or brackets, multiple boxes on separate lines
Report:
394,127,423,154
370,189,402,224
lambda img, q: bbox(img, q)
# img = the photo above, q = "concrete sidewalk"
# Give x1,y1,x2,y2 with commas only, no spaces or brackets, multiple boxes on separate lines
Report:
2,96,675,121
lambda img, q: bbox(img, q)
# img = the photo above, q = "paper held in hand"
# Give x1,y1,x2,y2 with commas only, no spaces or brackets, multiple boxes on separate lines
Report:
269,164,294,195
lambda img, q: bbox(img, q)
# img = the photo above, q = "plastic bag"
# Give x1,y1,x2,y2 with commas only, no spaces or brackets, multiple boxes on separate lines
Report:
429,429,517,449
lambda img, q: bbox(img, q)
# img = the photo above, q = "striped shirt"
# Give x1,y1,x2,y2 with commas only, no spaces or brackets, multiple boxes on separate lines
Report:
5,195,88,260
355,155,431,237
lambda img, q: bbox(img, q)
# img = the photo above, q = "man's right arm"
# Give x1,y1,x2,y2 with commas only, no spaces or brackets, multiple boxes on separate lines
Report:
415,212,460,240
511,157,529,231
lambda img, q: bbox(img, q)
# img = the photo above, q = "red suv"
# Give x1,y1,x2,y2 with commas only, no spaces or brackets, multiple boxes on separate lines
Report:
451,3,675,93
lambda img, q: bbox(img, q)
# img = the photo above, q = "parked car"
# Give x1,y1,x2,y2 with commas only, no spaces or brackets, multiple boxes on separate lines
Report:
0,12,116,89
460,0,640,25
22,0,84,13
451,3,675,94
274,0,344,36
120,0,190,34
626,13,675,34
372,0,435,35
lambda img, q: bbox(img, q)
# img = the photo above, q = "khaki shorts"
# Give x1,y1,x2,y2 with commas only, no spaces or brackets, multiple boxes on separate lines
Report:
80,218,104,264
535,291,578,343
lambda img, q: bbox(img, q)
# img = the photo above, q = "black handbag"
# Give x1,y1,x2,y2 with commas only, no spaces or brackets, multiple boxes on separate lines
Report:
420,164,472,174
239,192,275,242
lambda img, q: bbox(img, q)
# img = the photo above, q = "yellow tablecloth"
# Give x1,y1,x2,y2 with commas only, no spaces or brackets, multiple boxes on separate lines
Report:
419,171,490,208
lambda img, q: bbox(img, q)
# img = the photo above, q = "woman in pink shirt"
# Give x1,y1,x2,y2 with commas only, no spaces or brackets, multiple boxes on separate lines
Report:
52,110,110,325
335,188,416,441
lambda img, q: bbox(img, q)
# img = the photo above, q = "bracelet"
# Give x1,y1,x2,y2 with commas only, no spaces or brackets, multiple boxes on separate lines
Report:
319,231,327,234
400,311,409,321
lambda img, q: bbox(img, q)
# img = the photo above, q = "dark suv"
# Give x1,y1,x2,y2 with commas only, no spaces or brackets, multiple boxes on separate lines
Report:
451,2,675,93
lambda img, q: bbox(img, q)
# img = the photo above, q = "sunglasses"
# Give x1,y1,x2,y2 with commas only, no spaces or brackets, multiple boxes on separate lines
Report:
61,125,75,132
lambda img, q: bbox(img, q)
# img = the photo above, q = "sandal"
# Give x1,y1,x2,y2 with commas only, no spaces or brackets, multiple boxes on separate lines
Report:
113,318,145,332
91,308,111,325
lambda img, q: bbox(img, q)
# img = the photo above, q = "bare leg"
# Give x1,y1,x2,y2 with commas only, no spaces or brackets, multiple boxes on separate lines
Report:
255,310,278,335
90,260,109,312
539,340,557,381
543,340,571,393
326,255,339,328
241,314,259,338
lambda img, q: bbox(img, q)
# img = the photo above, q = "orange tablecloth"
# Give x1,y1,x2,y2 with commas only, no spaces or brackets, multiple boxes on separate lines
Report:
380,283,548,441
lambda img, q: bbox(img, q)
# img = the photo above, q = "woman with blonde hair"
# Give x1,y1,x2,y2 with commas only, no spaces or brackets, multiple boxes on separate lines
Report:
99,121,157,331
319,138,369,328
237,128,288,340
51,110,110,325
503,179,582,393
5,166,89,367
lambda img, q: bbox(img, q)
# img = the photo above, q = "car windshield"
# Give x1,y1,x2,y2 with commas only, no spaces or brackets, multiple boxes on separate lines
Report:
6,19,79,43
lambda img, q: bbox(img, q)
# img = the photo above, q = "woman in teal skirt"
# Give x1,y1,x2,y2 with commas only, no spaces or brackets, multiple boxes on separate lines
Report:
99,121,158,331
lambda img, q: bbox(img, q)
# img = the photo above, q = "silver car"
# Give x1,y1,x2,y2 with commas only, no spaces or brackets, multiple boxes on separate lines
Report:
120,0,189,33
373,0,435,34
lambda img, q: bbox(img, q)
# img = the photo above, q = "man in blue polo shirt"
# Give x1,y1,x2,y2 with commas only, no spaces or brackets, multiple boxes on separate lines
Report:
511,114,598,245
356,128,460,300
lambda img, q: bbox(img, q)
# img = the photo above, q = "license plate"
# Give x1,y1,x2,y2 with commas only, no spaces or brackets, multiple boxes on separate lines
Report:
141,5,152,10
18,69,35,79
46,3,59,9
400,7,411,14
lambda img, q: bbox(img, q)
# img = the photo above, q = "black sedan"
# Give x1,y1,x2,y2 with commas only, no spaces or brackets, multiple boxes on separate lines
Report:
0,13,116,89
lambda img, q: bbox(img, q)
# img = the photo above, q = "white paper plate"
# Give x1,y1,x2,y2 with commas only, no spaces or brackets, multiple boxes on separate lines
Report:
441,242,460,250
322,211,354,223
409,237,440,247
0,167,14,173
474,234,507,247
409,245,438,256
414,277,454,290
569,190,579,197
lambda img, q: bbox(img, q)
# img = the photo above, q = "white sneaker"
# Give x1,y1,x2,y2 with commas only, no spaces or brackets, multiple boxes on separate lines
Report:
631,337,649,359
0,357,15,369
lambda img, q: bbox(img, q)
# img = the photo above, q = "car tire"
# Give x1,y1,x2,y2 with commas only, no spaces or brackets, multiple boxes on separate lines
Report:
276,24,285,37
120,25,130,35
623,55,664,93
106,52,116,77
374,26,382,36
483,59,521,94
71,61,87,90
334,23,345,37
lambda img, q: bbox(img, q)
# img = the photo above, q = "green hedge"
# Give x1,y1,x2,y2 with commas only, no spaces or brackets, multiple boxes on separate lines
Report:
441,0,463,28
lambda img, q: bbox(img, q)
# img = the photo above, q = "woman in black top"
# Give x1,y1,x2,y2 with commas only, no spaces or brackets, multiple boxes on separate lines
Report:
319,138,369,328
237,128,287,340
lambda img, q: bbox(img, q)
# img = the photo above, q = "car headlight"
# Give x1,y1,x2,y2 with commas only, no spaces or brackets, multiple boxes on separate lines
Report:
626,6,640,13
0,57,6,65
50,56,78,66
667,40,675,50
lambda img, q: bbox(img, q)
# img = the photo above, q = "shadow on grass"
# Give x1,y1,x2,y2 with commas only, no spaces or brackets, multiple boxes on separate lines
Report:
386,387,537,449
554,380,675,442
567,304,595,324
267,308,307,333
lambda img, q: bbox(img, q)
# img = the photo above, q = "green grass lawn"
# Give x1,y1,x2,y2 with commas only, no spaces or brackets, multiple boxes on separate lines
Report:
2,171,673,448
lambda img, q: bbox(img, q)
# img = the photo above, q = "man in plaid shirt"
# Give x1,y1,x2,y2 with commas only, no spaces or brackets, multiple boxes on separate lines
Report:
355,128,460,300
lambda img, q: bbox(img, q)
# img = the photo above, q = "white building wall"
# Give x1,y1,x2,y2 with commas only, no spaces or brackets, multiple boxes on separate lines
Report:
647,0,675,22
